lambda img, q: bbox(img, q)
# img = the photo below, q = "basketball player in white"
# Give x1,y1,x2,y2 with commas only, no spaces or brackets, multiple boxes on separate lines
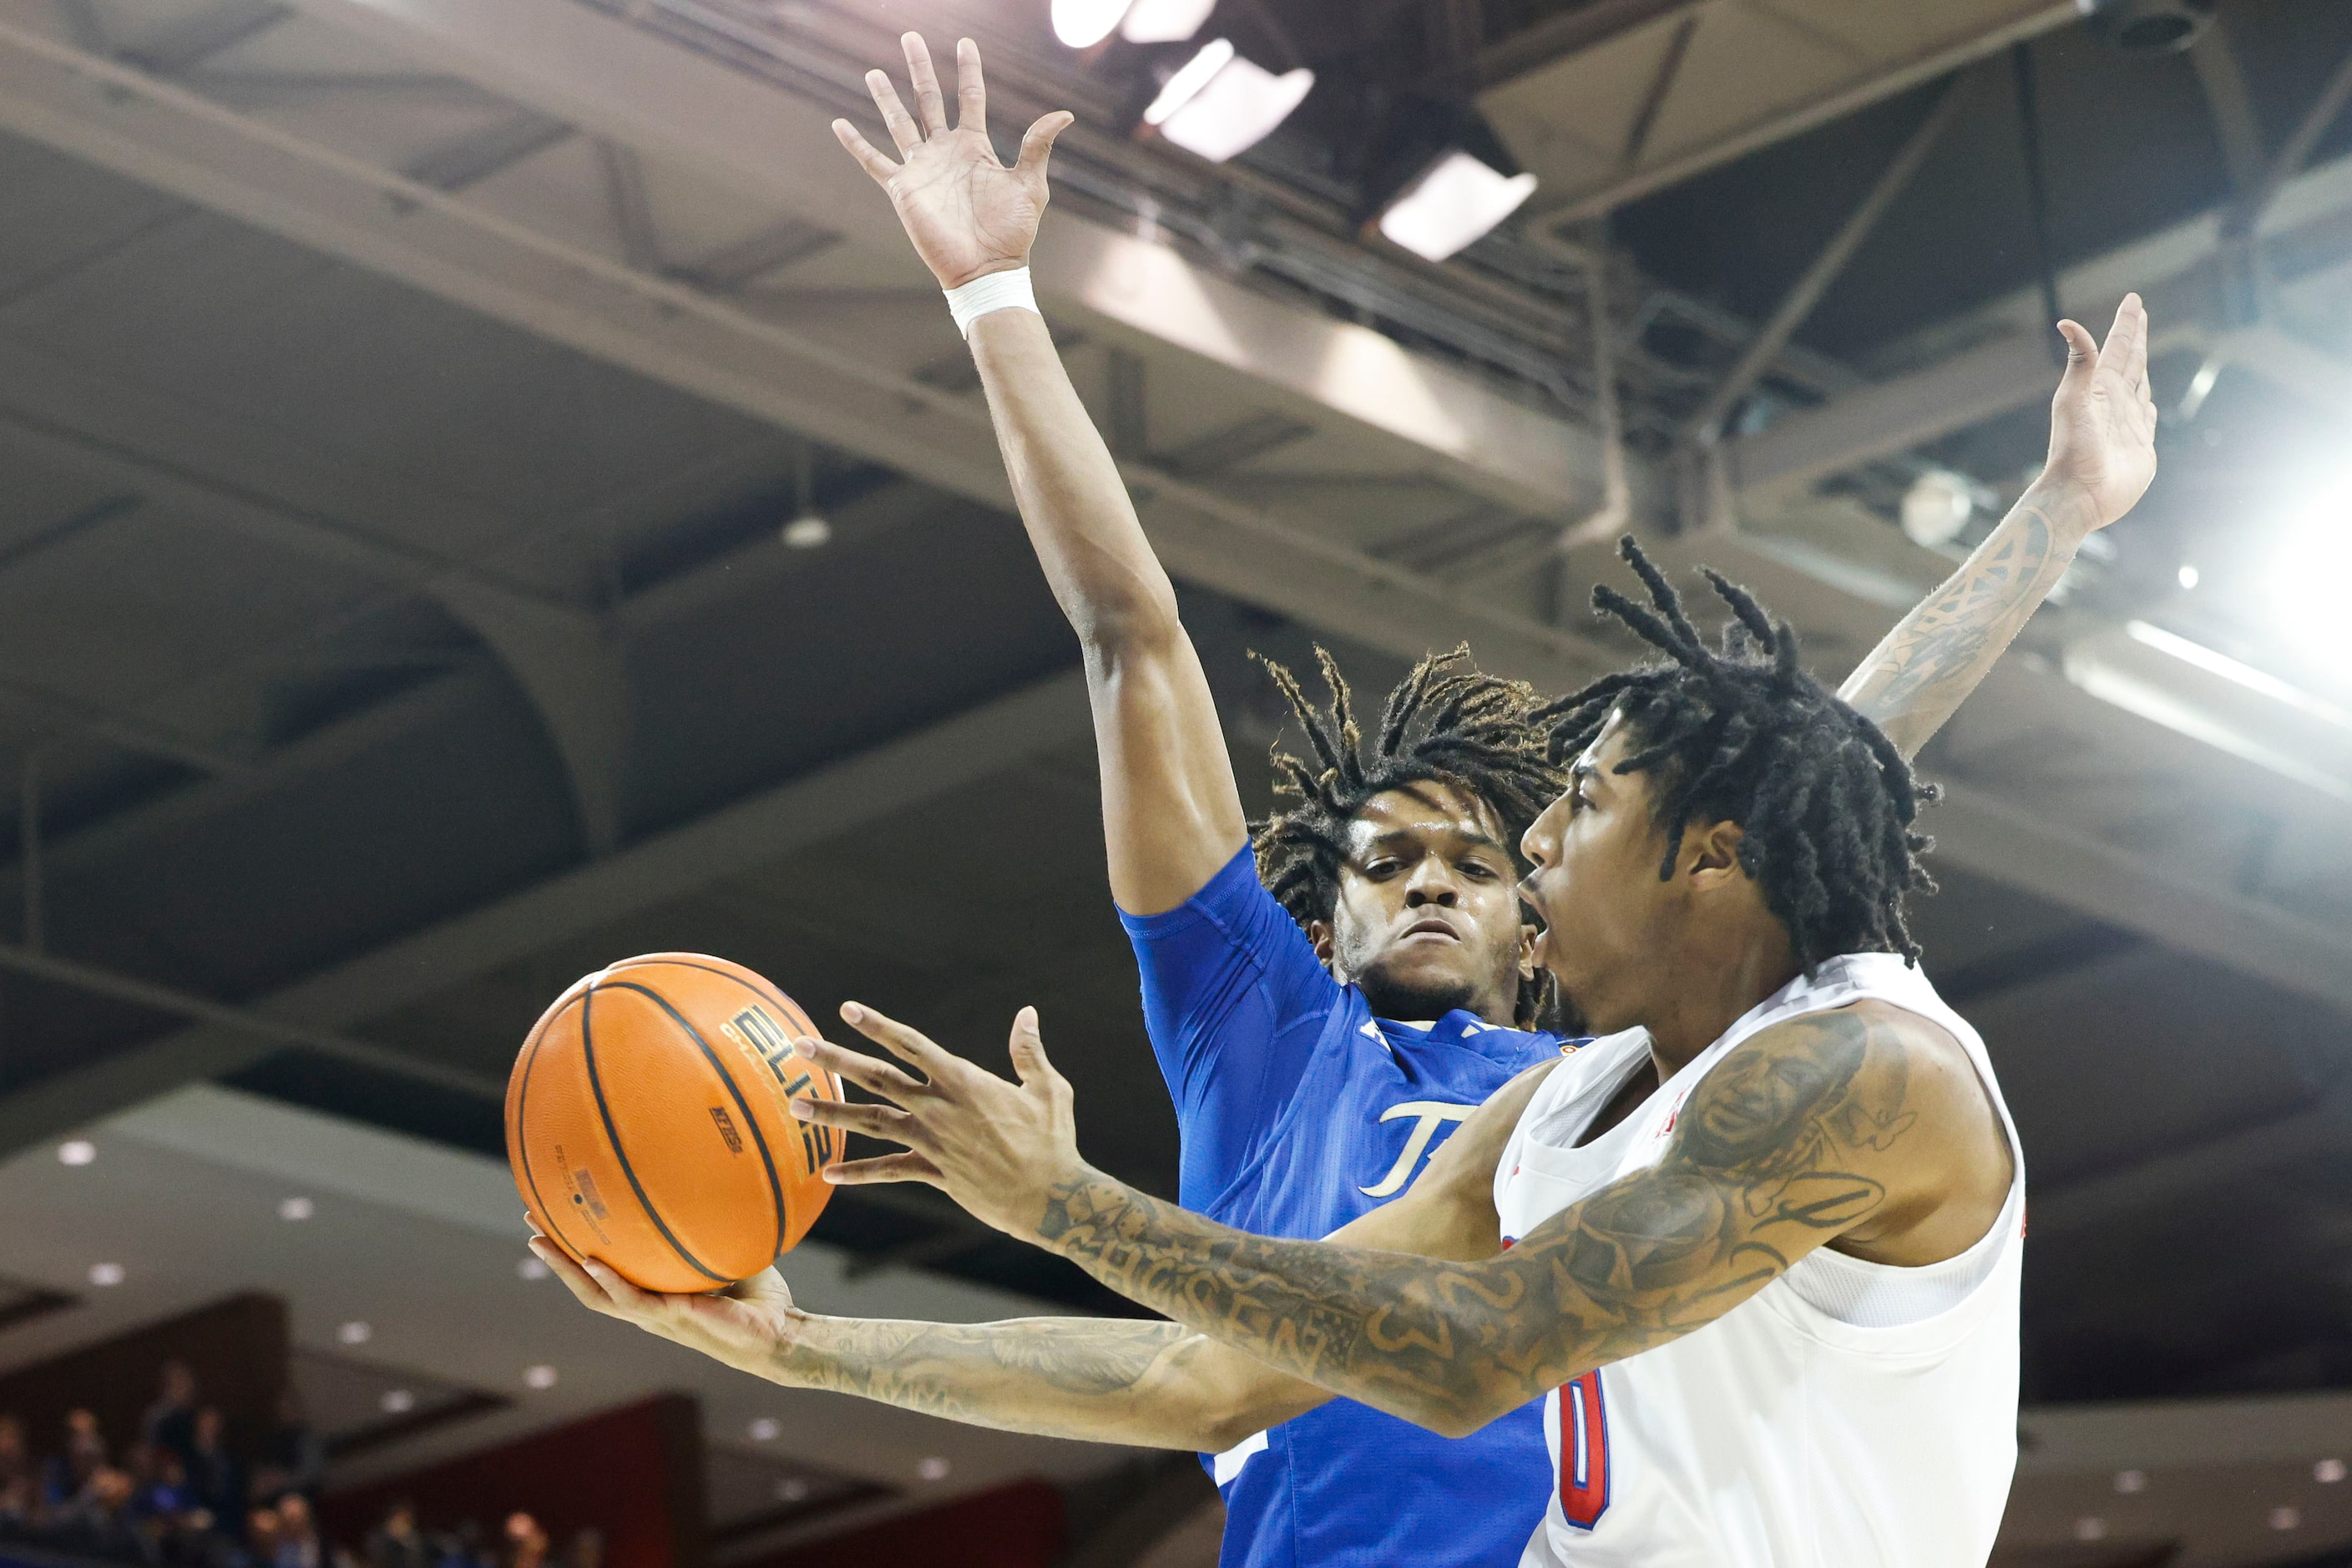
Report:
779,523,2157,1564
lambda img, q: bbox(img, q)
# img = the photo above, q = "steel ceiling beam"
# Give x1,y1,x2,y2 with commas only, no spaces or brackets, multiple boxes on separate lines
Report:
0,666,1092,1156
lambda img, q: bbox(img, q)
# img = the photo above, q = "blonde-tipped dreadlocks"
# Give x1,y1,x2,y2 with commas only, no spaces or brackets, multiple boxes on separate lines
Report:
1536,537,1939,969
1251,645,1567,1029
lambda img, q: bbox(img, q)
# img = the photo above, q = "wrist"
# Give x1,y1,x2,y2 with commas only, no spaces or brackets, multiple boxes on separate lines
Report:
2016,477,2102,542
943,265,1038,339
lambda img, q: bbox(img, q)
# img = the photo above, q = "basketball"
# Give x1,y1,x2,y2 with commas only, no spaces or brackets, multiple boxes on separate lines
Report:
505,953,842,1292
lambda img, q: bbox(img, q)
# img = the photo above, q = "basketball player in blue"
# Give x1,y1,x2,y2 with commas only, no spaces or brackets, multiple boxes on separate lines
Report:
534,33,2158,1568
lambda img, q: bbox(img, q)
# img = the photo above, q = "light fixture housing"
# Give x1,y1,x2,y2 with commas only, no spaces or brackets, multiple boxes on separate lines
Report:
1144,40,1313,163
1051,0,1131,49
1359,98,1535,262
1121,0,1215,43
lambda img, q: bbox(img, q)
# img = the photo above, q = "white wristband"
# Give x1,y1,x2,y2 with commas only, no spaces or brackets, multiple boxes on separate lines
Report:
944,266,1039,338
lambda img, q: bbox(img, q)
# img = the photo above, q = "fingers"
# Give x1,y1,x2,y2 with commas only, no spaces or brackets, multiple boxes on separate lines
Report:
1015,110,1075,187
578,1256,665,1318
2055,317,2097,367
865,68,923,157
954,38,987,134
825,1151,946,1187
832,119,898,185
901,33,949,139
793,1095,927,1147
839,1000,959,1077
796,1036,924,1105
529,1237,624,1317
1005,1004,1055,1089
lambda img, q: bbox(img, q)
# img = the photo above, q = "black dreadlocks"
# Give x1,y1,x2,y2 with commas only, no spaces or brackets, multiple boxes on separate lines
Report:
1251,645,1567,1029
1536,537,1939,969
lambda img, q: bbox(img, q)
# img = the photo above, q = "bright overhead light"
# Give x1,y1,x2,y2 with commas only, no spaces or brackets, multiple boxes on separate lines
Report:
278,1196,314,1222
2271,1505,2302,1531
1052,0,1130,48
1900,469,1974,548
2269,473,2352,675
1146,42,1313,163
2318,1458,2346,1484
88,1262,125,1287
2071,1517,2107,1542
1122,0,1215,43
781,513,831,549
516,1255,549,1281
776,1479,811,1503
917,1456,952,1482
748,1417,781,1442
381,1388,416,1414
524,1364,559,1389
2112,1469,2147,1494
2177,563,2199,590
57,1140,95,1166
338,1320,372,1345
1377,150,1537,262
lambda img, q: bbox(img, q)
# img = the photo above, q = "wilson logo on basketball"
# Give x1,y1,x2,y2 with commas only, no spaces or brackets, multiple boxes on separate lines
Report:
728,1006,795,1075
708,1105,745,1155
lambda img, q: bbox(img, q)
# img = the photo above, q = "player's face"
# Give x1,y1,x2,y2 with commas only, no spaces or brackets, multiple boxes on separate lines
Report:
1517,714,1682,1034
1313,782,1535,1025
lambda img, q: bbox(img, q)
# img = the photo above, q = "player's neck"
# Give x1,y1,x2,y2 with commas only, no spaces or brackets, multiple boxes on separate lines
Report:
1633,926,1802,1074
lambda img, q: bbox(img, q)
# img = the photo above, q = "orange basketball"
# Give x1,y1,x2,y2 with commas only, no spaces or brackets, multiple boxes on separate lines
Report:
506,953,842,1292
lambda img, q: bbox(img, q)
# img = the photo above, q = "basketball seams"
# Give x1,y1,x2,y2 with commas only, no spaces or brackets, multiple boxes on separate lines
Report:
579,984,730,1285
636,959,842,1171
599,979,789,1264
511,993,580,1266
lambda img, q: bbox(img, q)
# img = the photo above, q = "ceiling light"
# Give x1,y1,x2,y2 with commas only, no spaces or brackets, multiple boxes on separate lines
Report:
1145,42,1313,163
1051,0,1130,48
781,514,830,549
524,1365,558,1389
278,1196,314,1222
2319,1458,2346,1484
1121,0,1214,43
58,1140,95,1166
516,1256,549,1281
917,1456,951,1482
2113,1469,2147,1494
776,1479,811,1503
2086,0,2215,53
2269,473,2352,675
1900,469,1975,548
381,1389,416,1414
748,1418,781,1442
1378,151,1537,262
337,1320,372,1345
2177,564,2199,590
88,1262,125,1287
2270,1505,2301,1530
2072,1517,2107,1541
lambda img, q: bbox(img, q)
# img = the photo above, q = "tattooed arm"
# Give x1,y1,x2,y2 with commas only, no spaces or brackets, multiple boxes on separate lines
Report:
1836,293,2158,759
793,1003,2010,1439
531,1055,1555,1450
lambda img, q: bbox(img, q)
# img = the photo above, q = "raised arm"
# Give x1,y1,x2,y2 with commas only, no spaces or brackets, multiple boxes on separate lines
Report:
1836,293,2157,758
834,36,1245,913
792,1003,2004,1439
530,1053,1550,1451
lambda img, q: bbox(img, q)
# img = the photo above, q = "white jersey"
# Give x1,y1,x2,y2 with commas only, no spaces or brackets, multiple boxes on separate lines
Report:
1493,953,2024,1568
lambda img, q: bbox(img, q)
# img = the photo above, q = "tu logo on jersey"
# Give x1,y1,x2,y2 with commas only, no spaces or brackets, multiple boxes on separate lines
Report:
1359,1100,1476,1196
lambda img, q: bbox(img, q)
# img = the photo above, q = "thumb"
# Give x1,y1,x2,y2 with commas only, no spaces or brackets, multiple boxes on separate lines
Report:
1007,1004,1053,1087
2053,319,2098,400
1015,110,1074,185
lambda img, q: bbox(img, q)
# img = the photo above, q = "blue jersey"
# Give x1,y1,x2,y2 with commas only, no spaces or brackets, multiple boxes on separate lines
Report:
1121,848,1571,1568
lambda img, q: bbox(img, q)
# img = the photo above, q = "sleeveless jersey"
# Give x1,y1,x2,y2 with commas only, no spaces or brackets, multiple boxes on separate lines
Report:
1492,953,2025,1568
1124,847,1567,1567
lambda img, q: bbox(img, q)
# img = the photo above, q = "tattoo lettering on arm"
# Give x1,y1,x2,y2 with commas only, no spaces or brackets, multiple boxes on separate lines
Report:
1029,1010,1930,1436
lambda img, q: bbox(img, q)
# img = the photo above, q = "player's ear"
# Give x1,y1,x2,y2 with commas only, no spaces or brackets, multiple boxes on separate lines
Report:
1517,922,1540,981
1682,817,1747,887
1308,918,1336,966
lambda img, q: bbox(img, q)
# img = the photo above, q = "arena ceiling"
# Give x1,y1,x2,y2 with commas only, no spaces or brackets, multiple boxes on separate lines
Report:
0,0,2345,1426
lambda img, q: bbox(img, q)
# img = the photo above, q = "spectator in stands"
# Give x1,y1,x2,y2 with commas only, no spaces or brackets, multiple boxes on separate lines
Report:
45,1408,108,1508
63,1465,149,1565
250,1392,326,1505
142,1363,200,1469
560,1528,600,1568
185,1408,242,1532
365,1500,428,1568
247,1505,282,1565
499,1513,544,1568
273,1493,322,1568
0,1414,29,1491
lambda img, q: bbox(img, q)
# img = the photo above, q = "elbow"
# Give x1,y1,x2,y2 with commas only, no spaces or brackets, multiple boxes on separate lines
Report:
1069,591,1184,663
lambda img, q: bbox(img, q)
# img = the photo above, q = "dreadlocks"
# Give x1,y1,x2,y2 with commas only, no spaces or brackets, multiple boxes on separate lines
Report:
1537,537,1938,969
1251,645,1566,1028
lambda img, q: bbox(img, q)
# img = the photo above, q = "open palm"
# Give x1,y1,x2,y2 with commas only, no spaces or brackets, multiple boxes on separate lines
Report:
834,35,1073,291
2045,293,2159,529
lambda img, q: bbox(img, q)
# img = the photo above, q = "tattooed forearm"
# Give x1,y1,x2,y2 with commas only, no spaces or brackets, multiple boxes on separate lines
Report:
765,1314,1282,1449
1029,1010,1925,1437
1839,483,2098,760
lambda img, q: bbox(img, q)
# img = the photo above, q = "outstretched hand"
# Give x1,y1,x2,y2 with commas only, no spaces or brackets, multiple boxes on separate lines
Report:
526,1225,805,1373
791,1003,1088,1238
833,33,1074,291
2043,292,2159,529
